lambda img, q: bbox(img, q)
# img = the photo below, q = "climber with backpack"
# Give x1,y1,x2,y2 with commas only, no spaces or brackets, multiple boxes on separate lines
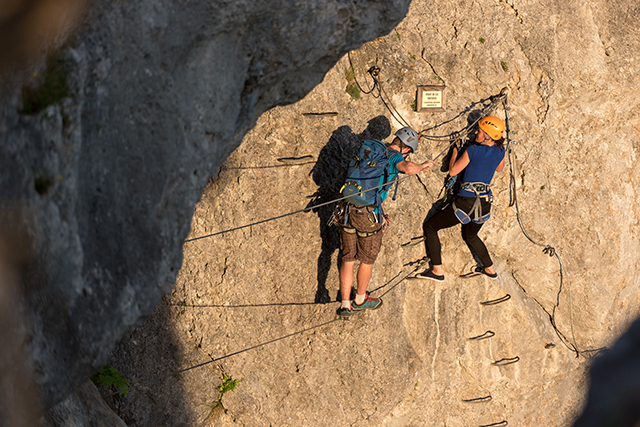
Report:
417,116,506,282
333,126,434,318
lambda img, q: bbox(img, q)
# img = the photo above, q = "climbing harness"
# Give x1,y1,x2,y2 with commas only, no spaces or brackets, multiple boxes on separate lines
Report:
328,203,389,237
342,226,381,238
452,182,493,225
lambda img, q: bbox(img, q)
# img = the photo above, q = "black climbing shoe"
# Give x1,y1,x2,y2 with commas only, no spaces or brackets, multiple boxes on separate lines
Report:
415,269,445,282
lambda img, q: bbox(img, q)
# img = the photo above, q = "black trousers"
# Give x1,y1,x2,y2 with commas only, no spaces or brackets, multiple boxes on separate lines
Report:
422,196,493,267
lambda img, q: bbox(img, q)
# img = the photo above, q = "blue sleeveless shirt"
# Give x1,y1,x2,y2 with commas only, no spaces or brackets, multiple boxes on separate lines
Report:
457,144,505,197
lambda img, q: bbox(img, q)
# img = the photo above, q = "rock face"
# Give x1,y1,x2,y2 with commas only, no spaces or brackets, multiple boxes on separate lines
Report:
104,0,640,425
0,0,410,422
2,0,640,426
37,381,127,427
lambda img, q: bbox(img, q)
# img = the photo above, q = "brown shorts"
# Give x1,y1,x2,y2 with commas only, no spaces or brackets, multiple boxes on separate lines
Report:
340,206,384,264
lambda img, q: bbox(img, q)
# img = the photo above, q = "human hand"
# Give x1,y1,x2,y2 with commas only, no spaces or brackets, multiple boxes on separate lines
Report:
422,160,435,171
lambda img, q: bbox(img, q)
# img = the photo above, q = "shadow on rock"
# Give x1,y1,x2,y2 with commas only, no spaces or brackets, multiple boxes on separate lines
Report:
98,300,202,427
307,116,391,303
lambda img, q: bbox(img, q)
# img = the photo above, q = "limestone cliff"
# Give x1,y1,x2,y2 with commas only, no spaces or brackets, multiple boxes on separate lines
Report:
0,0,409,423
104,0,640,425
1,0,640,425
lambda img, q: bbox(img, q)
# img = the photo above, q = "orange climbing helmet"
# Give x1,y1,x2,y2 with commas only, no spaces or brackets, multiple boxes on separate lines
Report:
478,116,505,140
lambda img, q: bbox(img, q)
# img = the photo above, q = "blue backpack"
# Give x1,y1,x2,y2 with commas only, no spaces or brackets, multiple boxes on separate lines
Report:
340,139,399,221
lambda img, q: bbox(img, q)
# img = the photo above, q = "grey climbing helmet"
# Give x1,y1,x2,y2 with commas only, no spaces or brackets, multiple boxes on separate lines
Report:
395,127,419,152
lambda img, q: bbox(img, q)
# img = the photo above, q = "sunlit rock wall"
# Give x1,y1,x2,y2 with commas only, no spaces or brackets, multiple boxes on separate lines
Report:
104,0,640,425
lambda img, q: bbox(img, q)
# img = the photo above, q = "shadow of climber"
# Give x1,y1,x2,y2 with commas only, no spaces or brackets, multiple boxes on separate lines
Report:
307,116,392,303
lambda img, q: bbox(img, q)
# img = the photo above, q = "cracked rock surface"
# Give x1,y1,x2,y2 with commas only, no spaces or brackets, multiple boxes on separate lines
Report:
0,0,410,423
2,0,639,425
100,0,640,426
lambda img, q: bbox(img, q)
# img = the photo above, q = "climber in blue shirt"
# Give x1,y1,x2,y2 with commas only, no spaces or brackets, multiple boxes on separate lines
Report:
417,116,506,281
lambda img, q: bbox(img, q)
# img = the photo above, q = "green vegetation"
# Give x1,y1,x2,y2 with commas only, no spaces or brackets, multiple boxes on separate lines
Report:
410,100,417,112
396,30,401,41
409,53,416,60
209,373,241,412
345,66,356,82
91,365,131,397
479,37,486,44
345,66,361,100
409,381,419,397
22,52,72,114
500,61,509,72
346,84,361,100
217,373,241,401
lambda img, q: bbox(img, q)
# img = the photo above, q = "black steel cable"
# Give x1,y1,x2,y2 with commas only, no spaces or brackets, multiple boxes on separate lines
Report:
502,96,581,357
108,318,340,397
186,89,509,244
347,51,378,96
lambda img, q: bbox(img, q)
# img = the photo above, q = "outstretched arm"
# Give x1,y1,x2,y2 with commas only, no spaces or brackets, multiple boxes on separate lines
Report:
396,159,435,175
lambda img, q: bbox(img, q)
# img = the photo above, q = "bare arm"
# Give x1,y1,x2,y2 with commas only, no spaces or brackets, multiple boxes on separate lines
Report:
496,157,505,172
449,147,458,171
396,159,435,175
449,151,470,177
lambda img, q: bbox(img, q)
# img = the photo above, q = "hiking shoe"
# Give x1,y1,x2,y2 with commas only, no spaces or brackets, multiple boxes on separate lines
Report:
352,294,383,311
337,306,354,318
415,269,445,282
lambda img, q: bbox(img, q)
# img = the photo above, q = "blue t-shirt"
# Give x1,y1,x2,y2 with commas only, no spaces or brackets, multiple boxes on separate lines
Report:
457,144,505,197
374,150,404,213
